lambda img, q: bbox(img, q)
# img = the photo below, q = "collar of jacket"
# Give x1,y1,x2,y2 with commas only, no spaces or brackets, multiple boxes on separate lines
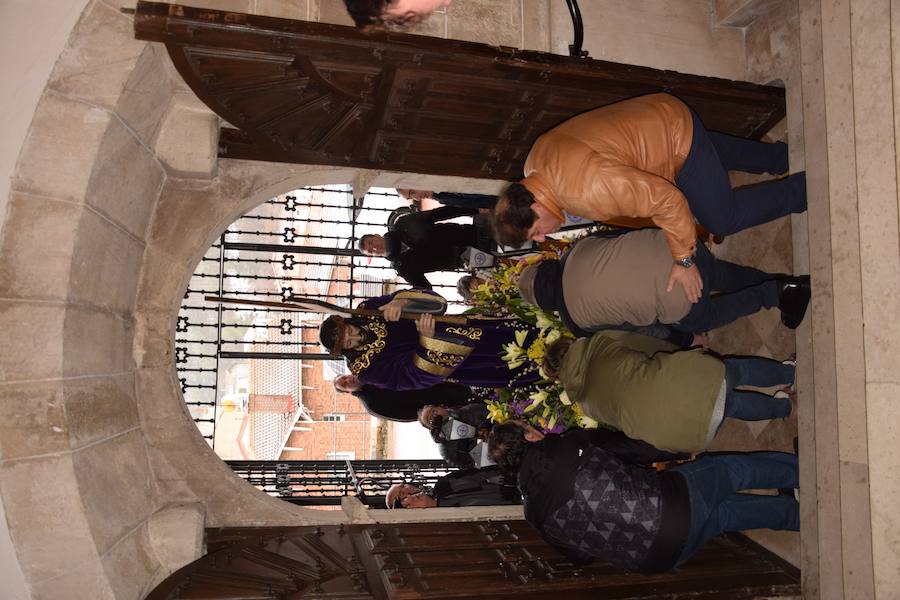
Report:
521,174,564,221
382,230,403,260
532,260,564,313
519,431,592,526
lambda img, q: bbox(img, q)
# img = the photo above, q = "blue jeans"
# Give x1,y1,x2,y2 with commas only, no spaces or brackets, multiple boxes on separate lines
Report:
675,110,807,236
672,452,800,566
675,241,780,333
722,357,793,421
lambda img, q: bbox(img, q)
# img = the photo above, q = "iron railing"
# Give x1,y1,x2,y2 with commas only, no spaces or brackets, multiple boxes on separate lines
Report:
227,459,456,507
176,186,470,443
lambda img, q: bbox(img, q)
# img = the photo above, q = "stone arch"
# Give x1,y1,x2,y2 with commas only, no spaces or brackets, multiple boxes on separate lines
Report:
0,4,514,597
0,4,356,596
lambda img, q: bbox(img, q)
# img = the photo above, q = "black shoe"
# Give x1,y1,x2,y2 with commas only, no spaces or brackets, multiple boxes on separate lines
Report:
778,275,811,329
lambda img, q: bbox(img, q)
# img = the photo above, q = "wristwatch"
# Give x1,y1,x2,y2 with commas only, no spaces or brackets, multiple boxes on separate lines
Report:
675,256,695,268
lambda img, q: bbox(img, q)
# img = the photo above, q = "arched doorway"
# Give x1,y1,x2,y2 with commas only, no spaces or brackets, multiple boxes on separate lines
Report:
176,184,490,508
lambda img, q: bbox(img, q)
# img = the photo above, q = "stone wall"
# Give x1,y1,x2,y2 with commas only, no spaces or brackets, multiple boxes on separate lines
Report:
0,1,779,598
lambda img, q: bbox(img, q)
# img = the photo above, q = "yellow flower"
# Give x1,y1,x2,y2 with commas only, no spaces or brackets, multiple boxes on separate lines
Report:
559,390,571,405
486,402,510,423
526,337,546,362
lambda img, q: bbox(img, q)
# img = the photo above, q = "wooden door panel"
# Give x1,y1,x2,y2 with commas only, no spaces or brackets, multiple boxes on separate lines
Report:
148,523,800,599
133,1,786,180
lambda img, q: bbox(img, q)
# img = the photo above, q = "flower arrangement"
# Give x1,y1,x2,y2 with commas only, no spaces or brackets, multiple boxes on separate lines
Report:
472,250,601,434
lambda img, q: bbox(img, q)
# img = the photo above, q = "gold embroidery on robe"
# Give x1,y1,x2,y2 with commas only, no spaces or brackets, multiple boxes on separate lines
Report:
413,355,455,377
349,318,388,374
419,335,473,356
444,326,483,341
425,349,465,368
414,335,474,377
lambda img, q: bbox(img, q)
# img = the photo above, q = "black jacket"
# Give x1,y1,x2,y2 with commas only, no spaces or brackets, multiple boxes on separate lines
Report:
435,403,492,469
353,382,474,422
433,191,498,210
385,206,479,288
518,429,690,573
432,466,521,507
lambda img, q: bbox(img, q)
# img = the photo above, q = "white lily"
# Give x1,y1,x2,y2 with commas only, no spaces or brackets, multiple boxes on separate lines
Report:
514,329,529,346
559,390,571,405
535,312,555,331
544,329,562,346
579,414,599,428
501,342,524,363
529,389,549,403
523,397,543,413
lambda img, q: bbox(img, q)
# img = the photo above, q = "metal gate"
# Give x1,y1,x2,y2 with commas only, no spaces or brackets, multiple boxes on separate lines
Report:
227,459,456,507
176,185,467,444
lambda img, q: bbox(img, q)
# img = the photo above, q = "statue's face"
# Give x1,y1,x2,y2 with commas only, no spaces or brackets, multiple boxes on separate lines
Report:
342,325,366,350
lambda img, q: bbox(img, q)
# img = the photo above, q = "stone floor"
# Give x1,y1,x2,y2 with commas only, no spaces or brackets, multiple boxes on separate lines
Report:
704,179,801,566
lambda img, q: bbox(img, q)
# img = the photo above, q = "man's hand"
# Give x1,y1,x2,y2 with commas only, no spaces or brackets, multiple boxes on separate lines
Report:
379,298,409,321
666,263,703,303
691,332,709,348
416,313,435,337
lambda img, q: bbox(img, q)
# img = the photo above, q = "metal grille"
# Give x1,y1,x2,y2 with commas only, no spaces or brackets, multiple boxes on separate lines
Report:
176,185,469,444
227,459,455,507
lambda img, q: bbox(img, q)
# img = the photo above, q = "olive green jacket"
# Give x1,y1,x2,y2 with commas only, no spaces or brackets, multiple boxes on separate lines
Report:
559,331,725,453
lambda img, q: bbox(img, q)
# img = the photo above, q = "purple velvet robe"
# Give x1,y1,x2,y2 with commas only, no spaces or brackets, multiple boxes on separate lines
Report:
347,291,541,391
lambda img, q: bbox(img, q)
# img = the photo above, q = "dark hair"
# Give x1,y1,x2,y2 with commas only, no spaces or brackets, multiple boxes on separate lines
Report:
456,275,477,302
319,315,344,353
488,421,529,472
343,0,390,27
357,233,378,252
343,0,425,30
542,337,574,379
492,182,537,246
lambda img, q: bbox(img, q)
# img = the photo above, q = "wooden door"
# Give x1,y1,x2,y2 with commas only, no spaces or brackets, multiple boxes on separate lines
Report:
132,2,785,180
146,522,800,599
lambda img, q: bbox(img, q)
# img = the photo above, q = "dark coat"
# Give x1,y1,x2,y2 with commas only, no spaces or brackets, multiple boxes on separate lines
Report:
385,206,479,288
353,382,474,422
432,466,521,507
518,429,690,573
433,191,498,210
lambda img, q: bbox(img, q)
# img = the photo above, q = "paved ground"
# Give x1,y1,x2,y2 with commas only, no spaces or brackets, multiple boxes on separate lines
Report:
704,166,801,566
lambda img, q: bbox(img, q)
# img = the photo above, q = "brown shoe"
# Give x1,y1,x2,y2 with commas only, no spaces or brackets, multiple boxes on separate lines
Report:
775,388,797,420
